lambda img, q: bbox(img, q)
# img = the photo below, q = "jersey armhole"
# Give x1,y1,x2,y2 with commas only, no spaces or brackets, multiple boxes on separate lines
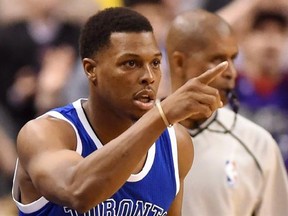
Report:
12,159,49,213
167,126,180,195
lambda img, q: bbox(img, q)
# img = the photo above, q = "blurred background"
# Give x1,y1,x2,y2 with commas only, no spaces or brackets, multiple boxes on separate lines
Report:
0,0,287,215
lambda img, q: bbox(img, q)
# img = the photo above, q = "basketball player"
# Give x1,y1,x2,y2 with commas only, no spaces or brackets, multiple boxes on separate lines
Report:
12,7,227,215
166,9,288,215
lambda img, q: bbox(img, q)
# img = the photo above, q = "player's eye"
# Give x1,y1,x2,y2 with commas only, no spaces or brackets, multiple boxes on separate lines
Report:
151,59,161,69
125,60,137,68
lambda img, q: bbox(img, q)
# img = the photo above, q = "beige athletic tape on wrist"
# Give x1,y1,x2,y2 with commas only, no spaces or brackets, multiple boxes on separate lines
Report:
155,100,173,128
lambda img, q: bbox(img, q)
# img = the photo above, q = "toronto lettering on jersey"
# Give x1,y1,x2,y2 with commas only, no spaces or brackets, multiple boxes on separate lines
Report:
63,199,168,216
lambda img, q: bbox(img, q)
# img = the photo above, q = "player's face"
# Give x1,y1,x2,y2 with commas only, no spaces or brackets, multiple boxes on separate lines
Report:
183,33,238,106
92,32,162,121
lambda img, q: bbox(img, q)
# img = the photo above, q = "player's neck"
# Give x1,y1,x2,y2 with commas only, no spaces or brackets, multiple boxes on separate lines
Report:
82,99,133,144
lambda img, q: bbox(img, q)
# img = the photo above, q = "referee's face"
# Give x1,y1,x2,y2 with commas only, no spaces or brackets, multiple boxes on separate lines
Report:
183,32,238,106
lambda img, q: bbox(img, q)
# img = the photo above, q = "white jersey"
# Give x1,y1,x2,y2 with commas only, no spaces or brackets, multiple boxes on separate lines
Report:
182,107,288,216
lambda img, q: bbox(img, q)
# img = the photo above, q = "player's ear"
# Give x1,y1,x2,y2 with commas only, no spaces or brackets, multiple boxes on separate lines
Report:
83,58,97,83
172,51,186,77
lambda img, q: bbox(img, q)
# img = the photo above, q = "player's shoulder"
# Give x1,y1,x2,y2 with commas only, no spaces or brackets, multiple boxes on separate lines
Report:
19,115,73,142
17,115,77,160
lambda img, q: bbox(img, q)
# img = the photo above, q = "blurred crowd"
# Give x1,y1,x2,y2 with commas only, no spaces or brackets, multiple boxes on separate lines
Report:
0,0,287,215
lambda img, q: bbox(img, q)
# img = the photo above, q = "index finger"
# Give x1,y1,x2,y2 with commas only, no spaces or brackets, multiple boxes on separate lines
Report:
196,61,228,85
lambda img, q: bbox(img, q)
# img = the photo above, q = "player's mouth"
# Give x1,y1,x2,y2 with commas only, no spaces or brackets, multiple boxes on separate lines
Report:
134,90,155,110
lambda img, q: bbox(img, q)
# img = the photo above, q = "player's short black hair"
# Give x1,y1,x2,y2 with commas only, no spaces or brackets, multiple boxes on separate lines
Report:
252,10,287,31
79,7,154,59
